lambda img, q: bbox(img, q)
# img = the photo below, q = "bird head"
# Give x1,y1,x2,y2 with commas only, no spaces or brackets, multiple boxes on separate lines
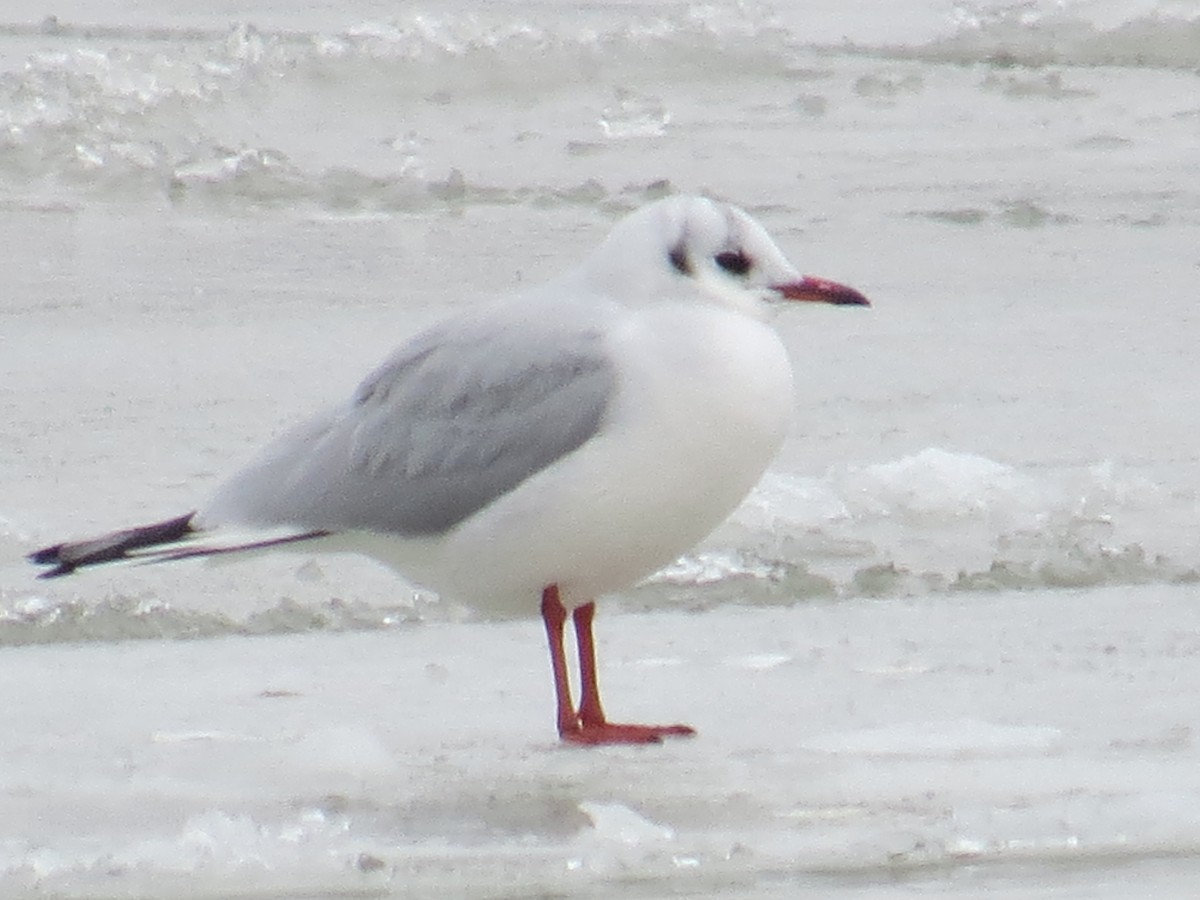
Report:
583,195,870,317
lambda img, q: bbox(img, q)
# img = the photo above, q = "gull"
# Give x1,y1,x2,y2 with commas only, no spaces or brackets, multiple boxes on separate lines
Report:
30,196,869,745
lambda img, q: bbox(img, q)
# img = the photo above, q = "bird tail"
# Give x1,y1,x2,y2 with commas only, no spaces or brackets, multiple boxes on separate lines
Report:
27,512,331,579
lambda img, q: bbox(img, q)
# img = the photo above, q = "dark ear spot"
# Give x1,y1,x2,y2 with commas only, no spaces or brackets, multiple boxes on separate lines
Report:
668,244,691,276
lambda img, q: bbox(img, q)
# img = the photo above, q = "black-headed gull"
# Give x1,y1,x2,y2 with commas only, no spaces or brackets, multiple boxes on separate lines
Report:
30,196,869,745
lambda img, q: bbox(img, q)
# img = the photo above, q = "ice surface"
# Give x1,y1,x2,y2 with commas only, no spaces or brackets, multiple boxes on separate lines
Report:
3,0,1200,895
5,587,1200,896
801,719,1063,756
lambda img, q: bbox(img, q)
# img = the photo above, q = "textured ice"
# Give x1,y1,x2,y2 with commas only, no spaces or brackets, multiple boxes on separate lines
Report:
839,449,1043,521
4,0,1200,895
3,588,1200,895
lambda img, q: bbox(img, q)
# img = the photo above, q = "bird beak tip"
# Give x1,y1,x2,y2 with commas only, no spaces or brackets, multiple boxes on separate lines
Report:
773,276,871,307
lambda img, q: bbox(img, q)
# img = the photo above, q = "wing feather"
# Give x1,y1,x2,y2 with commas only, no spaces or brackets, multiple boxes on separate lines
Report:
204,304,617,537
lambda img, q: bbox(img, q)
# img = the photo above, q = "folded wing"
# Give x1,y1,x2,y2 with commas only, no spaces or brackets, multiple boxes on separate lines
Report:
203,305,618,537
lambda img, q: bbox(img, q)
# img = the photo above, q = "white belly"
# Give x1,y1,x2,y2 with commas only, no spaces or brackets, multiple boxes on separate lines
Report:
359,303,794,615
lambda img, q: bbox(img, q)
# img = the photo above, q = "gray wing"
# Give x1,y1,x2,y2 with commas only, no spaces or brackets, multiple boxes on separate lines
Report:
203,305,617,537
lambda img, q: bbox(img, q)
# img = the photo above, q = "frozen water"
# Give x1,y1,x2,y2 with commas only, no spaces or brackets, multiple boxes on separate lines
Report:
6,589,1200,896
801,719,1063,756
3,0,1200,895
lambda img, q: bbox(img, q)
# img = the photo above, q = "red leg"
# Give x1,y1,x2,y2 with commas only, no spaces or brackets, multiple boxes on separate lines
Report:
541,585,579,739
565,600,695,745
572,601,607,728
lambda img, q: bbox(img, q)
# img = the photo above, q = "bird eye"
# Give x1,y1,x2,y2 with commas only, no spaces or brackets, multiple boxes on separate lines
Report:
714,250,752,276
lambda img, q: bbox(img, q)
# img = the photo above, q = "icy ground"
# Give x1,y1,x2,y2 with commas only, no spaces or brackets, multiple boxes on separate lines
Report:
5,583,1200,897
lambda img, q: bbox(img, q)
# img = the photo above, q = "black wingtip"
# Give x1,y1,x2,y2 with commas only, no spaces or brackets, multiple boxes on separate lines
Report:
28,512,199,577
27,544,66,566
35,564,76,580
